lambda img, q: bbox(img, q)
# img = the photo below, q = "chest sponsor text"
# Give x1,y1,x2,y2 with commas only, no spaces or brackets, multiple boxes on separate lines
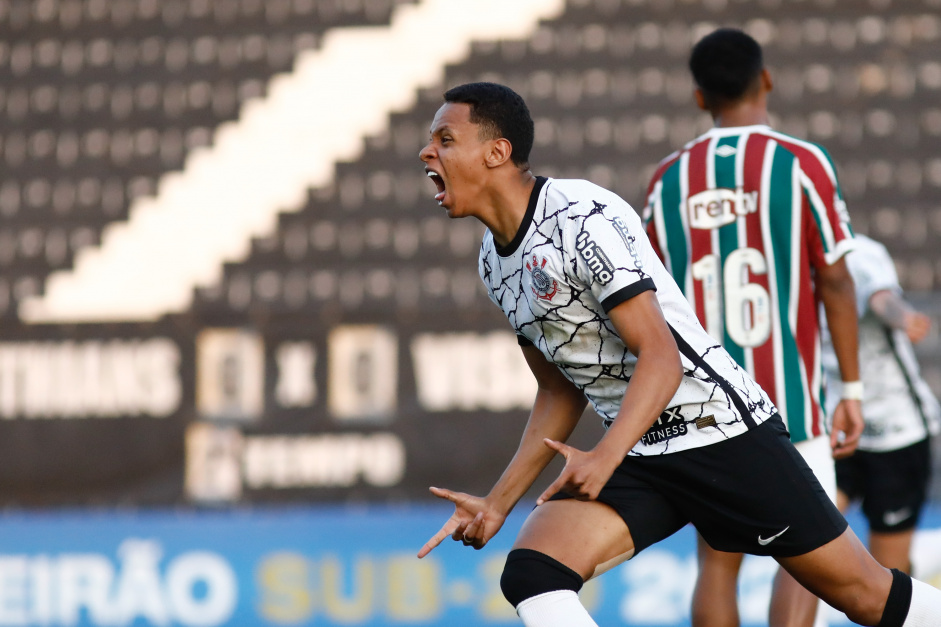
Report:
687,188,758,230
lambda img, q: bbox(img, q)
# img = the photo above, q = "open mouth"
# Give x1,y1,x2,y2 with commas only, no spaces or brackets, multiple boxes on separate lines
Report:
426,169,446,205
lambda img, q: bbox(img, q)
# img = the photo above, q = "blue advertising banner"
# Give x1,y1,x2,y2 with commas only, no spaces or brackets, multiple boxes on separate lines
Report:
1,505,940,626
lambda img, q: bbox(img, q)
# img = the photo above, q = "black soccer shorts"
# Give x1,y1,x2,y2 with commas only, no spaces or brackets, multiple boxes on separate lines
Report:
550,415,847,557
836,437,931,533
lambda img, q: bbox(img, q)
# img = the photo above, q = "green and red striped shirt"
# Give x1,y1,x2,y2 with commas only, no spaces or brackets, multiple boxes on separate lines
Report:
643,125,855,443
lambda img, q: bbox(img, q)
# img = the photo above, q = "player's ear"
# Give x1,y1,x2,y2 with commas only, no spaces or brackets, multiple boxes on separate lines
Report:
693,88,708,111
486,138,513,168
761,68,773,93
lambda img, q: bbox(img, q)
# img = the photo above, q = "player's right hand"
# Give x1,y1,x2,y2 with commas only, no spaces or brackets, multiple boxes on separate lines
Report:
536,438,620,505
830,399,863,460
417,487,506,558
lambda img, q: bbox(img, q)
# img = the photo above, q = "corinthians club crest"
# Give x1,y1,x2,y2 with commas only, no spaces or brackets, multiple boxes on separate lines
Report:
526,255,558,301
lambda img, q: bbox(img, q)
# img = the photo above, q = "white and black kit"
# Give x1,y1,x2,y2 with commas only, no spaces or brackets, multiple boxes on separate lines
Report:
480,177,846,555
822,234,941,532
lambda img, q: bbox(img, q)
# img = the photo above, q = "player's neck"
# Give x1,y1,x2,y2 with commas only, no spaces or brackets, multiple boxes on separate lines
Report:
477,171,537,249
711,98,770,129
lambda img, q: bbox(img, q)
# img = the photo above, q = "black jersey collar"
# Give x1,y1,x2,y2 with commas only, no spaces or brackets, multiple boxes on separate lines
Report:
495,176,547,258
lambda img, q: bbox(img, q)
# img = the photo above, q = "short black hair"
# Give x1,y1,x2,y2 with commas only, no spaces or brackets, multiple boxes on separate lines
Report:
443,82,534,168
689,28,764,109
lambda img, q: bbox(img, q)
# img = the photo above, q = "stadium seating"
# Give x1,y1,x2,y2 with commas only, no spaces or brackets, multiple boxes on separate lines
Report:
0,0,415,317
188,1,938,306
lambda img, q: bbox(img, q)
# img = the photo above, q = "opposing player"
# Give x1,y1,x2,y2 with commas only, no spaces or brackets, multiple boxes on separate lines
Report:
415,80,941,627
643,28,864,627
822,234,941,573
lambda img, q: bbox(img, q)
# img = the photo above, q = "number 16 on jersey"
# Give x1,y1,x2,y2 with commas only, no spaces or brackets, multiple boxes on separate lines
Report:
691,247,771,348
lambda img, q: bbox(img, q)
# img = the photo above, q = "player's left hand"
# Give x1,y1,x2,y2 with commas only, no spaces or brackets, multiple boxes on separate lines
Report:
830,399,863,459
905,311,932,344
536,439,620,505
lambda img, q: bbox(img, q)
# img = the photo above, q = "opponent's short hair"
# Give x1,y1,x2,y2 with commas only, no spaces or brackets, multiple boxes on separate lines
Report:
444,82,534,168
689,28,764,109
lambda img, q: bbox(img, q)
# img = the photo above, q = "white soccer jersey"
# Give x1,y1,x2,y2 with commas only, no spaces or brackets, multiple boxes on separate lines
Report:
479,177,778,456
821,234,941,452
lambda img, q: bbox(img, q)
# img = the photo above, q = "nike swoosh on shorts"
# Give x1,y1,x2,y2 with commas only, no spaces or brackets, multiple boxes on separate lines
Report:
758,526,790,546
883,508,913,527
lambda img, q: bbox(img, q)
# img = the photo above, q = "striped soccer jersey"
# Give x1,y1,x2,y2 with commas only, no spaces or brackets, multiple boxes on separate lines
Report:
479,176,777,457
821,235,941,452
643,125,855,444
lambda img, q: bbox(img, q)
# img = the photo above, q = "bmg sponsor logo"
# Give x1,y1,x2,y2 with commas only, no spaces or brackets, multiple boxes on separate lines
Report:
575,231,615,285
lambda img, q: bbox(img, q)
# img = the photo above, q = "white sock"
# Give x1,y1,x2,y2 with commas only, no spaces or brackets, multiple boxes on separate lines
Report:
516,590,598,627
903,578,941,626
812,603,828,627
910,528,941,582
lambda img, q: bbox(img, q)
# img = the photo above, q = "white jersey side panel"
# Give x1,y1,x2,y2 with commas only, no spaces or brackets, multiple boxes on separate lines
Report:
479,178,778,456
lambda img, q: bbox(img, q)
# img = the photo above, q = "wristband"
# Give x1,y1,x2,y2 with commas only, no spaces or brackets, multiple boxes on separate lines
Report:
841,381,864,401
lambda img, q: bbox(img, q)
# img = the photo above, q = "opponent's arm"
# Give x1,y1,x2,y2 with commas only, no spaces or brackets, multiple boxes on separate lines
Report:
536,290,683,503
417,344,587,557
816,256,864,458
869,289,932,344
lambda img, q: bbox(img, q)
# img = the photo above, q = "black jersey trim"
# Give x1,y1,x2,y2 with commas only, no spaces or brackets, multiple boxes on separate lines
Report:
517,335,534,347
885,326,931,432
601,278,657,313
669,325,758,429
496,176,548,258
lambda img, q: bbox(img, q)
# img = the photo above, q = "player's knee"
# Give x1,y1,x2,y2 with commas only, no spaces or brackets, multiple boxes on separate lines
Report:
500,548,584,608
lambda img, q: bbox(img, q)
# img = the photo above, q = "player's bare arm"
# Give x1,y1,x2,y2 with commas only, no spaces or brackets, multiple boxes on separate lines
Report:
816,256,864,458
537,290,683,505
417,344,587,558
869,289,932,344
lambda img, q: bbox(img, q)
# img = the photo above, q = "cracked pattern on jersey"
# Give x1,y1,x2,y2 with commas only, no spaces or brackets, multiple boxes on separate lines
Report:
480,179,778,456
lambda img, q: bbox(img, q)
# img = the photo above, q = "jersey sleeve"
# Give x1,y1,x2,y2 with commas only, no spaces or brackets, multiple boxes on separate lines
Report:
642,153,679,265
569,197,656,313
796,143,856,268
643,187,666,264
846,237,901,315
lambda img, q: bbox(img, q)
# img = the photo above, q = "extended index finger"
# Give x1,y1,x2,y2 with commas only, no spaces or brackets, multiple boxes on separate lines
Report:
543,438,570,457
429,486,463,505
418,520,457,559
536,474,567,507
